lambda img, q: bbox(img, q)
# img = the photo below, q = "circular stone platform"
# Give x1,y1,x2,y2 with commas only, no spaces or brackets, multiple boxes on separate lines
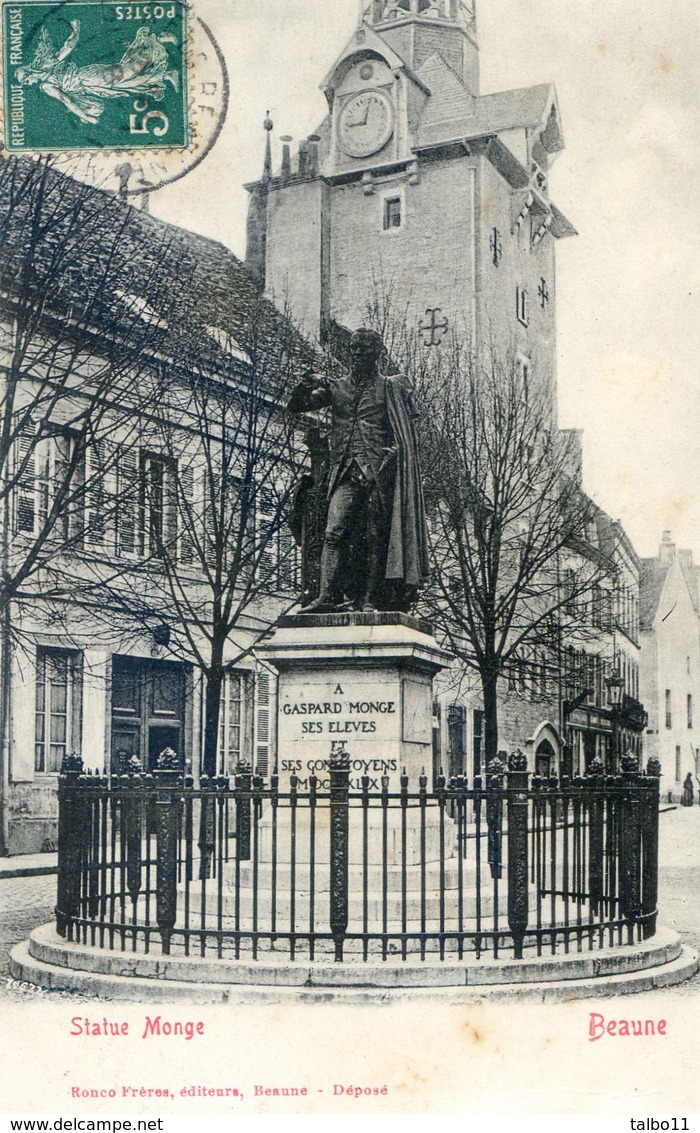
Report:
10,924,698,1004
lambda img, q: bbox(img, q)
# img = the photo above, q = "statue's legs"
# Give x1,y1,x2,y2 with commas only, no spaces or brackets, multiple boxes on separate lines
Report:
304,479,356,612
361,484,389,611
303,469,391,612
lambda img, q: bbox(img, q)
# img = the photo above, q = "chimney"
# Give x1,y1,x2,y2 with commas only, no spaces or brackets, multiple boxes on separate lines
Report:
298,139,310,177
659,530,675,565
307,134,321,177
678,548,694,572
280,135,292,180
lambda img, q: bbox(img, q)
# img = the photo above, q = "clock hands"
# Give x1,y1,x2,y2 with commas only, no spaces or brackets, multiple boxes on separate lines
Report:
347,102,370,128
340,90,393,156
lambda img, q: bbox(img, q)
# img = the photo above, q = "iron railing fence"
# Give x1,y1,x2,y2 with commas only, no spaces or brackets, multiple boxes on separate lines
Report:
55,753,661,963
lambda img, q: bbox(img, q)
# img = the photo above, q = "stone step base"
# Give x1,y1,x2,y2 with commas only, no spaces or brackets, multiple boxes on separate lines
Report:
216,895,499,922
9,923,698,1004
225,856,495,892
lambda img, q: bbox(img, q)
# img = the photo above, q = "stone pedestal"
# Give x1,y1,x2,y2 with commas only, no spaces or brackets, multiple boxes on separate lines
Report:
257,611,452,791
252,612,455,880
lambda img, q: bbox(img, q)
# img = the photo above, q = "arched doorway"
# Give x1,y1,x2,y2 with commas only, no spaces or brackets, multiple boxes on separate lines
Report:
528,721,562,777
535,738,555,777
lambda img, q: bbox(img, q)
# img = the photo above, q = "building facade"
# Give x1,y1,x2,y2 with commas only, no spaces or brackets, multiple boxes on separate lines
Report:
640,532,700,801
250,0,645,782
247,0,574,417
0,158,309,855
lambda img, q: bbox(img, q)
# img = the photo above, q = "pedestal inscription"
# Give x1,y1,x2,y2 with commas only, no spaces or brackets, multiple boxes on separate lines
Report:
257,613,452,791
279,671,402,788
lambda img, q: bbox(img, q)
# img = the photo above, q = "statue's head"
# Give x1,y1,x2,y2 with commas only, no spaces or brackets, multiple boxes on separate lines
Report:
350,327,384,379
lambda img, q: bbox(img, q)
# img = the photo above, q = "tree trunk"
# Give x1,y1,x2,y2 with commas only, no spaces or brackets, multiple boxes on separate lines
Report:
202,647,225,778
482,660,500,769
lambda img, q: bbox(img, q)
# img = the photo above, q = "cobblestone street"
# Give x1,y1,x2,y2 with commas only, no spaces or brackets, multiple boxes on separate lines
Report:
0,874,61,1001
2,805,700,1001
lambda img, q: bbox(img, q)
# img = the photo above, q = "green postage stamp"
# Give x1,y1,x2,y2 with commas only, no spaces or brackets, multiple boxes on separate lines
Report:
2,0,189,152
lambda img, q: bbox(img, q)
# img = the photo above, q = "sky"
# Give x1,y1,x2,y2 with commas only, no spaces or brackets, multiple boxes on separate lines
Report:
153,0,700,561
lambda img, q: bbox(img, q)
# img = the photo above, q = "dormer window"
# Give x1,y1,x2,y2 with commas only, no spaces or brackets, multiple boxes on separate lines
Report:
114,290,167,330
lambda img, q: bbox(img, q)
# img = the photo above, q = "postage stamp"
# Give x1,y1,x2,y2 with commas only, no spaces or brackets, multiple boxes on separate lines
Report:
2,0,189,152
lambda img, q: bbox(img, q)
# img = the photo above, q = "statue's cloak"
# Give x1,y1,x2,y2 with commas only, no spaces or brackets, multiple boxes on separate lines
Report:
384,376,430,587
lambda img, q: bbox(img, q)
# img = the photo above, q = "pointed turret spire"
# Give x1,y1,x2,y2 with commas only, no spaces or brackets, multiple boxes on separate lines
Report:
245,114,274,286
263,111,274,183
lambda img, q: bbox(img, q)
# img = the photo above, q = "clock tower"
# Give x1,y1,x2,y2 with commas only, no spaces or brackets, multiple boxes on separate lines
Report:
246,0,574,409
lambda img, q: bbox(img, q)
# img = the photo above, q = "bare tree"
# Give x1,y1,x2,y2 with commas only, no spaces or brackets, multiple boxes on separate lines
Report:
353,287,611,765
378,326,610,768
92,289,315,777
0,155,183,629
0,155,194,852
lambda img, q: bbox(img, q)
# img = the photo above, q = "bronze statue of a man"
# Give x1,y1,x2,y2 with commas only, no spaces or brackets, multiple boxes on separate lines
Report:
288,327,429,613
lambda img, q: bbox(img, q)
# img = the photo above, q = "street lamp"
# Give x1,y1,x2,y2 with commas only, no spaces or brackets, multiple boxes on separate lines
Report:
605,668,625,771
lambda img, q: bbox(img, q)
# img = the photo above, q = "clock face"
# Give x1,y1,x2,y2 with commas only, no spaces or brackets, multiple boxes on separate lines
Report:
339,89,395,159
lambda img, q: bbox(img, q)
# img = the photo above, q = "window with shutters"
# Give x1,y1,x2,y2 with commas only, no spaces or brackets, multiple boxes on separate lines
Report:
116,445,139,557
177,458,196,566
140,453,177,559
199,467,222,572
255,482,298,591
35,648,82,773
255,669,274,776
83,439,107,549
15,426,78,540
15,424,38,534
256,483,277,583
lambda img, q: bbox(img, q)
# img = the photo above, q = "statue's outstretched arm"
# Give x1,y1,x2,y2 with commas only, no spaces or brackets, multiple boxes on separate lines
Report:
288,372,331,413
56,20,80,62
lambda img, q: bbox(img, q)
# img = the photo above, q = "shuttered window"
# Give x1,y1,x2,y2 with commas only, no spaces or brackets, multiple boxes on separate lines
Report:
116,446,139,556
177,460,196,566
255,670,273,776
15,423,38,534
84,439,107,548
15,426,77,540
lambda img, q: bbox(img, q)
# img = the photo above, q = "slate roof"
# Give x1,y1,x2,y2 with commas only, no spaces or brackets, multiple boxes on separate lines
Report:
0,156,313,379
639,558,671,632
679,557,700,617
416,74,556,149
